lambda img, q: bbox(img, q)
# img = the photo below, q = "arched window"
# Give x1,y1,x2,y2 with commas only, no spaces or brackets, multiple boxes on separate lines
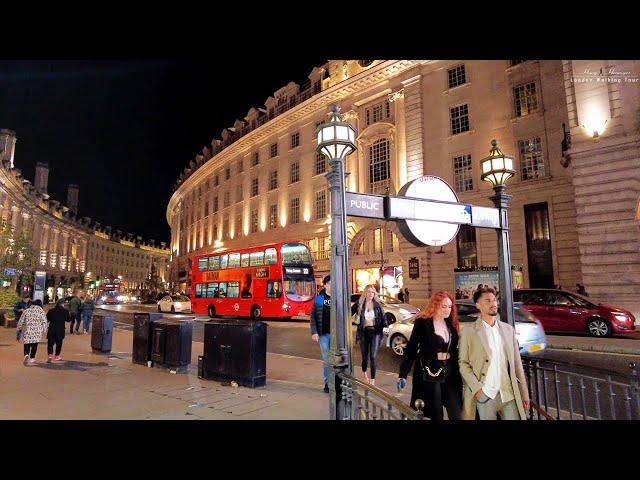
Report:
369,139,390,194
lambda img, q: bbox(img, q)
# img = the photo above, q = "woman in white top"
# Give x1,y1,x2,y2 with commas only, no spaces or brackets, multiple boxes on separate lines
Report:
355,284,387,386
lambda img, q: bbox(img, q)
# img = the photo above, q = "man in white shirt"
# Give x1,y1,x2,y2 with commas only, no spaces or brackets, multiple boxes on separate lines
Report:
458,287,530,420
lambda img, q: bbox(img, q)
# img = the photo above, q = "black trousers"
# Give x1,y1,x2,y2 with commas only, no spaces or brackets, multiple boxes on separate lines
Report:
69,312,80,333
359,327,380,379
47,338,63,356
23,343,38,358
422,365,462,421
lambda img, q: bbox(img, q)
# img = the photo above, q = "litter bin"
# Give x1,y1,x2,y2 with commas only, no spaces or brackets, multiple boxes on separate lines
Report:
202,320,267,388
151,320,193,368
91,314,113,353
132,312,163,365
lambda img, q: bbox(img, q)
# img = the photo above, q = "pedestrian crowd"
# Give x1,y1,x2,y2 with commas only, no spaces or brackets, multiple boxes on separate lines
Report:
15,289,96,366
311,280,531,420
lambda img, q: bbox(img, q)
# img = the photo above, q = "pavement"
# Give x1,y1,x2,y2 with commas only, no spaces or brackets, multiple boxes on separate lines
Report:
545,333,640,356
0,322,410,420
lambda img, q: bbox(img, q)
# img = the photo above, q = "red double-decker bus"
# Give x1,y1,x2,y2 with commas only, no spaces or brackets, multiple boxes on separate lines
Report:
191,241,316,319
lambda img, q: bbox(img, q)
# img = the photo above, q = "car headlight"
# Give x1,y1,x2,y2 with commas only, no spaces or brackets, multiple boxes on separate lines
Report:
613,314,629,322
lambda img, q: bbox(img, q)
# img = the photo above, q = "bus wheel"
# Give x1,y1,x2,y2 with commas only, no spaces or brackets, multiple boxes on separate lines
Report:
250,305,261,320
208,305,216,318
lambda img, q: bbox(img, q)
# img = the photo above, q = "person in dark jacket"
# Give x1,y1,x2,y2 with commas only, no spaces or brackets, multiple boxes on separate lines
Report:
14,295,30,322
46,299,69,362
310,275,331,393
355,284,387,386
81,294,95,334
397,290,462,420
68,290,82,334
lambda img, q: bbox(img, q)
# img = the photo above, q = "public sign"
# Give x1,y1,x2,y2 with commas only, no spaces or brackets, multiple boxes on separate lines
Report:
396,175,463,247
345,192,386,219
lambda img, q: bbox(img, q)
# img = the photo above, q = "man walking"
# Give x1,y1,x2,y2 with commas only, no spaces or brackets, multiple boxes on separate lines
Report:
458,286,530,420
68,290,82,334
310,275,331,393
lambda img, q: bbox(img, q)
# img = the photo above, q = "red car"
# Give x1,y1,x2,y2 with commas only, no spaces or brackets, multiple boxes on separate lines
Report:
513,289,636,337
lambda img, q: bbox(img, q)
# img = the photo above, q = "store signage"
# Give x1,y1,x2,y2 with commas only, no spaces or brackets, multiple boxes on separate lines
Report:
345,192,386,219
408,258,420,279
396,176,463,247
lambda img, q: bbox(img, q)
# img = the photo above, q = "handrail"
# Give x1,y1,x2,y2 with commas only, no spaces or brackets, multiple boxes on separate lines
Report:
337,372,425,420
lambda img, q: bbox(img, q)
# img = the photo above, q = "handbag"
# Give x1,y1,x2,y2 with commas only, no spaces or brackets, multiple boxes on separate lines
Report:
419,326,451,383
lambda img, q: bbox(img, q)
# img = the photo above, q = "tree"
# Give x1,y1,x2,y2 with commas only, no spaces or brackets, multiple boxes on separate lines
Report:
0,224,37,291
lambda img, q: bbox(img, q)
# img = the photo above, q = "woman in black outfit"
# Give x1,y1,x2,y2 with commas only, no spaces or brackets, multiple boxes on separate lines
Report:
397,290,462,420
46,299,69,362
355,284,387,386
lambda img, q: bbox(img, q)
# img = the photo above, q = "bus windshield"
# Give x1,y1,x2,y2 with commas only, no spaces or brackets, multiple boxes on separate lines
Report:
284,277,315,302
281,244,311,265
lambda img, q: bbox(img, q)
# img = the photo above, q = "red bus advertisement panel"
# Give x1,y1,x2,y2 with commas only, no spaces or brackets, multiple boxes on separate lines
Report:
191,242,315,320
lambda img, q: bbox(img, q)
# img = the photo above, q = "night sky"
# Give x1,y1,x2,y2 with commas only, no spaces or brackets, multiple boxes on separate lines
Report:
0,58,326,243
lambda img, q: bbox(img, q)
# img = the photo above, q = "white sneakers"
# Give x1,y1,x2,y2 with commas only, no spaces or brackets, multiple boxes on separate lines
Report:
23,354,29,366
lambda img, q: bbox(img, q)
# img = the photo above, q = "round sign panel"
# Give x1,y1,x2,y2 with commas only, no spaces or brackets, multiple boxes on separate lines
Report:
397,175,461,247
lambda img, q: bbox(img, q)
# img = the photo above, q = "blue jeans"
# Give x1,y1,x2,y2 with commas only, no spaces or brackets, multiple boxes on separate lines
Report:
82,312,93,332
318,334,331,385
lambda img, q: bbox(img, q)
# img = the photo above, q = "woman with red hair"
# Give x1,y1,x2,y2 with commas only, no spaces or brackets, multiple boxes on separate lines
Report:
397,291,463,420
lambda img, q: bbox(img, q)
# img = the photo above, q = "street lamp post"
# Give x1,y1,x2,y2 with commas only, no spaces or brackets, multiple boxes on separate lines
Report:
481,139,516,328
317,105,356,419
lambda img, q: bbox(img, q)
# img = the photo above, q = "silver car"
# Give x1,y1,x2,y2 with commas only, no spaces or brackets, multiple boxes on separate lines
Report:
386,300,547,356
350,293,420,324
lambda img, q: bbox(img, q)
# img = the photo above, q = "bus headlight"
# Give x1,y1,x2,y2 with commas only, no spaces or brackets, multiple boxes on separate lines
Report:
282,303,291,312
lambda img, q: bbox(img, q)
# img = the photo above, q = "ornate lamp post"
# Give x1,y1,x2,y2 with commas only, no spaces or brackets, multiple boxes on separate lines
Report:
480,139,516,328
316,105,356,419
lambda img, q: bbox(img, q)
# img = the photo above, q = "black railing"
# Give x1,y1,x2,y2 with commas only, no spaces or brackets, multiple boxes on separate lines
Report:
337,372,425,420
522,356,640,420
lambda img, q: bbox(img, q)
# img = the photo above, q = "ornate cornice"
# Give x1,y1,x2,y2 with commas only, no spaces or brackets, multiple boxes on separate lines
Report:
388,89,405,103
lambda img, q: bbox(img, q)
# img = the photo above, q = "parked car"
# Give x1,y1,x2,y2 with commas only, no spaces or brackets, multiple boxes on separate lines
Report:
350,293,420,324
386,300,547,357
513,288,636,337
157,294,192,313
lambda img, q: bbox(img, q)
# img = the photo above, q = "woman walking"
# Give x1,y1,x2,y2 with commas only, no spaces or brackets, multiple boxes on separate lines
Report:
397,291,463,420
46,299,69,362
355,284,388,386
16,299,48,366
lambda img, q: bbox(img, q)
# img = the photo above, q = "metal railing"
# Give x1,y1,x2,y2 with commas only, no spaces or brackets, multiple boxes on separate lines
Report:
337,372,425,420
522,356,640,420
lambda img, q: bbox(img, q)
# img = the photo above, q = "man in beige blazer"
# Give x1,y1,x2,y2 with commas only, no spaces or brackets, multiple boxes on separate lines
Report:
458,287,530,420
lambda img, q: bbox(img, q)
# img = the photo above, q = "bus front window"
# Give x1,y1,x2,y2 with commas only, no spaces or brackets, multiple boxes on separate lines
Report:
283,278,315,302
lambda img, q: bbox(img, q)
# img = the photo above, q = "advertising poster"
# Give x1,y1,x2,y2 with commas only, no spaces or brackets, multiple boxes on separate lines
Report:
454,269,524,300
33,271,46,302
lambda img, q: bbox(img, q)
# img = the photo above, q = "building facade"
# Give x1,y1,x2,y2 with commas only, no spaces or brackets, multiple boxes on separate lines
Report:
166,60,639,319
0,129,170,298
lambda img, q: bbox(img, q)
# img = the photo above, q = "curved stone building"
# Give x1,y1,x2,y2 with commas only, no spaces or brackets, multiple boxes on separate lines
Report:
166,60,639,318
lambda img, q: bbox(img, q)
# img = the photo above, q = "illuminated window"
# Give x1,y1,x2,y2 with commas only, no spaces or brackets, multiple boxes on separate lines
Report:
269,204,278,230
39,250,47,266
519,137,545,180
453,154,473,192
315,190,327,220
235,214,243,237
315,152,327,176
514,82,538,117
50,252,57,268
447,64,467,89
450,104,470,135
369,139,390,194
250,209,259,234
290,197,300,225
251,177,259,197
365,99,391,126
290,160,300,184
60,255,67,270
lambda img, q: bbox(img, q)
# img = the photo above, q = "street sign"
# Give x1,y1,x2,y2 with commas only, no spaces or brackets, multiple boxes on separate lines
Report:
470,206,500,229
388,196,472,224
345,192,386,219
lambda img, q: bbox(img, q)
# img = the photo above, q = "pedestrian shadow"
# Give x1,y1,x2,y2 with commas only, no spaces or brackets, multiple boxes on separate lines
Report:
37,360,113,372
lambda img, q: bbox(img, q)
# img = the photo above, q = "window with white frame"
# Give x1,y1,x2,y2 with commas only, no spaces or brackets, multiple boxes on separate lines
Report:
236,214,243,237
251,177,259,197
518,137,545,180
269,170,278,190
270,142,278,158
368,139,390,194
514,82,538,117
250,209,259,233
290,132,300,149
236,184,243,203
365,100,391,126
269,203,278,230
252,152,260,167
447,64,466,89
450,104,470,135
290,197,300,225
315,152,327,176
290,160,300,184
315,190,327,220
453,154,473,192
